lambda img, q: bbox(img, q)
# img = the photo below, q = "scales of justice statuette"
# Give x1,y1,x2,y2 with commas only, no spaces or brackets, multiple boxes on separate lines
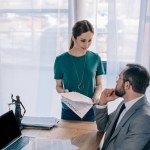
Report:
8,94,26,129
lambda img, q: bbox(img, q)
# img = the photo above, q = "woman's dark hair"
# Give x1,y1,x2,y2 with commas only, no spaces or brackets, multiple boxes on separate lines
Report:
123,63,150,94
69,20,94,50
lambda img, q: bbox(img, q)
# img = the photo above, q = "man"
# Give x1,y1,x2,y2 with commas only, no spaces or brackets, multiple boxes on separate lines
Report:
94,64,150,150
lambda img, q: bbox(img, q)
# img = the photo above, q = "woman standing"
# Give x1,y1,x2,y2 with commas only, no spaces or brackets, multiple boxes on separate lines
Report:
54,20,105,121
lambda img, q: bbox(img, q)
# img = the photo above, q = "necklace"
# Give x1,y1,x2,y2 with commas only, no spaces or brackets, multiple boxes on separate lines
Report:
71,55,86,90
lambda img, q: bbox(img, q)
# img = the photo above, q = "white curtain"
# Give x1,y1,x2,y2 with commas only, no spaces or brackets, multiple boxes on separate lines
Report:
136,0,150,101
0,0,149,117
107,0,150,113
0,1,69,117
71,0,150,113
71,0,98,52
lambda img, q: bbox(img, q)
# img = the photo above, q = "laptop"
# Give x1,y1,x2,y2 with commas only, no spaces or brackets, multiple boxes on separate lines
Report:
0,110,32,150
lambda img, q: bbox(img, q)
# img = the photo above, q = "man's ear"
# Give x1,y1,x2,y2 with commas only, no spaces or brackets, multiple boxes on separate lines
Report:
124,81,131,90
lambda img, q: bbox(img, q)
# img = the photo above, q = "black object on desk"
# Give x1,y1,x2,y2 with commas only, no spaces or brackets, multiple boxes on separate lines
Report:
8,94,26,129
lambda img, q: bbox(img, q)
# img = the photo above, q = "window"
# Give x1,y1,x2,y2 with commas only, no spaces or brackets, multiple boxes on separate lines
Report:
81,0,108,61
0,0,69,67
0,0,70,117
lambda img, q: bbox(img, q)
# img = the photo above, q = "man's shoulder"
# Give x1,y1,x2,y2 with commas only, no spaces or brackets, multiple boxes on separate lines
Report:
139,104,150,114
132,104,150,124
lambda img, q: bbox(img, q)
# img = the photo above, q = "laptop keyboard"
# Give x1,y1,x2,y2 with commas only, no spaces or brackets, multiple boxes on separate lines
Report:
5,136,30,150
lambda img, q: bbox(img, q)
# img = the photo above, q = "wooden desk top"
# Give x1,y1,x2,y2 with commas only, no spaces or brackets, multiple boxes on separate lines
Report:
22,120,103,150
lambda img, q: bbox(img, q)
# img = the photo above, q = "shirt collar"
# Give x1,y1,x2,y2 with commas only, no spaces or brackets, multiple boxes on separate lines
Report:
124,95,144,111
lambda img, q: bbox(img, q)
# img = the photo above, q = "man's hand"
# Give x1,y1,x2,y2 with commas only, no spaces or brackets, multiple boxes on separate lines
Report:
97,88,118,105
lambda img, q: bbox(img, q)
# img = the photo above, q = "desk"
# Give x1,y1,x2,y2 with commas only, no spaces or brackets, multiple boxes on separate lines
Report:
22,120,103,150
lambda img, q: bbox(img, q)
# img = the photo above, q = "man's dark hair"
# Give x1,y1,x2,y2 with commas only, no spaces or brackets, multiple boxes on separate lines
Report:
123,64,150,94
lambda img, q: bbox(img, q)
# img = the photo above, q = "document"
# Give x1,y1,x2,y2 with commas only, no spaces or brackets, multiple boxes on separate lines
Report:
21,116,59,129
60,92,93,118
23,138,78,150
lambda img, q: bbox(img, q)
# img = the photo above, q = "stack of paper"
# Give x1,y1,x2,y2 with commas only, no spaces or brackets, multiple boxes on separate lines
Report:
60,92,93,118
21,116,59,129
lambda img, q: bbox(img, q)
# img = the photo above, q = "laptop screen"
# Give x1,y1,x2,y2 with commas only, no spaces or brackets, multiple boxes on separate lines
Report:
0,110,21,149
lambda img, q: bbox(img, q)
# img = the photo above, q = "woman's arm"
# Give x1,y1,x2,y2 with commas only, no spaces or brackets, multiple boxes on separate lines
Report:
56,80,69,93
92,75,103,103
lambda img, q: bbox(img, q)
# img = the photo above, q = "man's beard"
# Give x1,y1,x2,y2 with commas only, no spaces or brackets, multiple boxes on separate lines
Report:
115,85,126,97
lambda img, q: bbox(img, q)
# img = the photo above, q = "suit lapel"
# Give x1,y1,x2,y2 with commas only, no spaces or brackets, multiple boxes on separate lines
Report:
103,96,148,148
102,102,124,147
110,106,137,140
110,96,147,141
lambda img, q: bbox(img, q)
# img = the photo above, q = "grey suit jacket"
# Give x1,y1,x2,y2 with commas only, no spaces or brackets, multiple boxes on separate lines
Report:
93,96,150,150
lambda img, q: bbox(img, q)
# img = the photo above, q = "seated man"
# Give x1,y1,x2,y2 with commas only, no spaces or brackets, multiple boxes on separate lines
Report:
94,63,150,150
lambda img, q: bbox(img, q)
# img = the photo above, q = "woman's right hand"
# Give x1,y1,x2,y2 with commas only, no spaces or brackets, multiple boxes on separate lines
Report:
56,80,69,93
64,89,69,93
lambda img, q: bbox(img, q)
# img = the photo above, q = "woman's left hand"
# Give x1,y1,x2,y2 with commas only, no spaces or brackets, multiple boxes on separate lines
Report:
92,96,100,104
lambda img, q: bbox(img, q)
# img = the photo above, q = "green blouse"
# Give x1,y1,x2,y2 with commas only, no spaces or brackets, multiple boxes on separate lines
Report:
54,51,105,108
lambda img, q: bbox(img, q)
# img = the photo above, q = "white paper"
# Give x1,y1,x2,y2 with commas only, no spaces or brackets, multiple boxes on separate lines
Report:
60,92,93,104
23,138,78,150
60,92,93,118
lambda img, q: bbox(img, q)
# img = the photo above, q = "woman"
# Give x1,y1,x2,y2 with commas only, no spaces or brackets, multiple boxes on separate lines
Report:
54,20,105,121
